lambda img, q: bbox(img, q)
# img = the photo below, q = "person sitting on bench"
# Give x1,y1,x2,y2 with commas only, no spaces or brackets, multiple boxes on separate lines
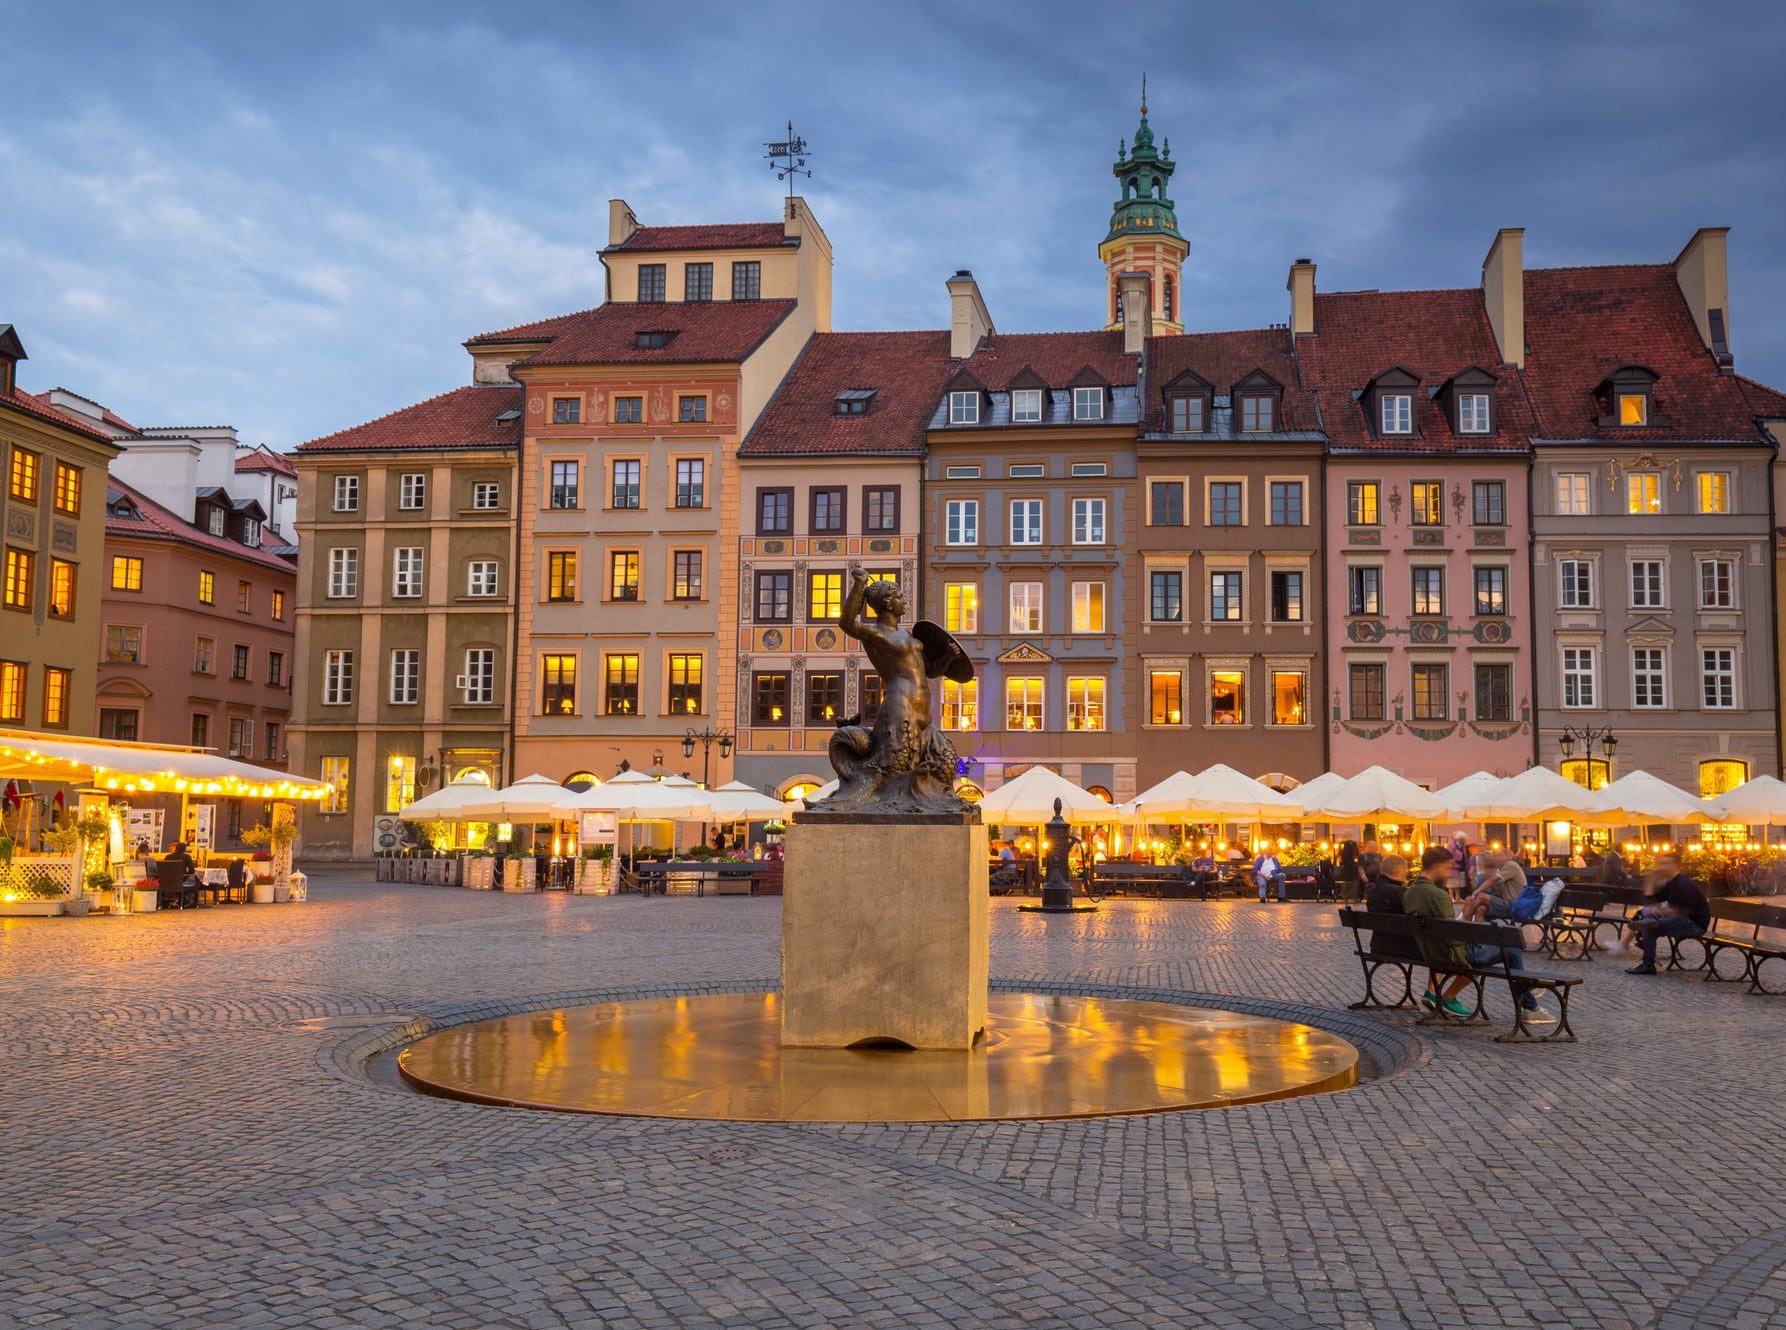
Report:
1623,854,1711,975
1365,854,1419,959
1462,854,1526,922
1404,847,1546,1020
1252,847,1286,902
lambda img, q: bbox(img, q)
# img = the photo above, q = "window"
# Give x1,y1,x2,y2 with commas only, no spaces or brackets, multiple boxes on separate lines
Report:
1474,566,1507,617
242,517,260,548
41,666,69,728
611,459,641,509
1269,570,1304,623
190,712,209,748
731,261,761,300
1149,481,1184,526
232,644,250,680
1149,671,1183,725
1072,497,1106,545
1472,481,1505,526
806,672,842,725
944,465,981,480
637,263,665,302
49,560,74,618
1271,671,1308,725
236,580,252,613
1348,565,1382,616
944,582,978,634
609,551,641,602
1618,391,1648,426
1697,471,1731,514
1632,647,1666,709
942,678,978,730
1011,389,1043,423
1381,394,1412,434
461,648,496,705
332,475,359,512
1067,677,1106,731
1239,396,1274,432
614,396,643,424
809,571,844,623
1208,571,1244,622
757,487,792,534
1475,664,1512,723
1009,582,1043,634
1208,482,1243,526
1411,567,1445,616
320,756,349,814
1559,560,1594,609
541,654,577,715
194,636,214,674
1269,481,1304,526
1410,481,1443,526
392,547,423,599
546,551,577,602
398,472,427,509
1071,387,1105,421
754,570,792,621
672,550,703,601
1168,395,1205,432
207,506,227,537
1626,473,1661,514
865,487,899,532
198,570,215,604
264,722,280,759
99,708,138,741
677,396,707,424
111,555,143,591
268,651,284,686
668,654,703,715
1071,581,1105,633
1211,670,1245,724
323,649,354,706
674,459,705,508
104,624,141,663
811,487,845,533
1702,648,1736,709
1009,498,1042,545
948,391,980,425
945,499,979,545
1561,647,1597,709
549,460,580,509
468,559,499,597
1347,481,1380,526
389,646,419,706
684,262,713,301
9,447,38,501
1556,472,1590,516
1630,560,1664,609
52,463,80,516
472,481,502,510
1410,663,1448,721
0,661,22,721
3,548,32,611
1150,570,1183,623
1458,393,1491,434
1005,677,1043,731
1699,558,1735,609
752,671,789,726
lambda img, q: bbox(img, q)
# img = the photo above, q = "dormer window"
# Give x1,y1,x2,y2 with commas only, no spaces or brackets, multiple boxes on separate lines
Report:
948,391,980,425
1618,393,1648,426
206,506,226,537
1072,387,1105,421
243,517,261,547
1011,389,1043,423
1240,395,1274,432
634,330,676,350
1458,394,1491,433
834,389,876,417
1380,394,1412,434
1596,365,1661,429
1363,367,1421,440
1168,395,1204,432
1436,367,1497,436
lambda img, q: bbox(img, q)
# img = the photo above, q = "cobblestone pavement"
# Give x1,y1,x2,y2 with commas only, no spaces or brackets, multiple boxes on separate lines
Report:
2,876,1783,1329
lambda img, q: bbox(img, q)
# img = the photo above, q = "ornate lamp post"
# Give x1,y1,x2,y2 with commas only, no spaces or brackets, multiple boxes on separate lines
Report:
682,728,734,790
1558,726,1618,790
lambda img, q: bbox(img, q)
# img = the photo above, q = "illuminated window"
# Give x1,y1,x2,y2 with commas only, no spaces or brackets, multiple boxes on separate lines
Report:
806,672,842,725
1009,582,1043,633
944,582,978,634
49,560,74,618
321,755,350,814
1210,670,1245,725
198,570,215,604
383,756,416,813
52,463,80,516
809,571,844,623
1149,671,1183,725
668,653,703,715
604,654,640,715
42,666,70,728
1410,663,1447,721
1071,581,1105,633
1626,473,1660,514
1561,758,1610,791
0,660,24,720
547,551,577,602
1067,676,1106,731
1005,677,1043,731
1410,481,1443,525
942,678,978,730
540,654,577,715
271,590,285,620
1699,758,1748,799
9,447,38,501
1272,671,1307,725
1696,471,1730,514
112,555,143,591
1618,393,1648,426
752,671,789,726
3,547,33,611
608,551,640,602
1346,481,1379,525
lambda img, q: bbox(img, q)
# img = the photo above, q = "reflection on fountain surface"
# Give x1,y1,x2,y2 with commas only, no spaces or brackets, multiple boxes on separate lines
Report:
398,992,1359,1123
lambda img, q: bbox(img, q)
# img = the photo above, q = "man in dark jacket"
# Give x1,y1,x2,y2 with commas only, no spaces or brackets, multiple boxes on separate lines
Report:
1625,854,1711,975
1365,854,1418,959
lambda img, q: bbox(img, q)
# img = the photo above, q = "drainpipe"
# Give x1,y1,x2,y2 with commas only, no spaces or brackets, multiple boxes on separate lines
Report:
1524,449,1540,773
1769,432,1783,777
504,420,524,788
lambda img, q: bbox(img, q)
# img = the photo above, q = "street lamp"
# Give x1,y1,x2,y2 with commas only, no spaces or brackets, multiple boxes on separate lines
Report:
682,727,734,788
1558,726,1618,789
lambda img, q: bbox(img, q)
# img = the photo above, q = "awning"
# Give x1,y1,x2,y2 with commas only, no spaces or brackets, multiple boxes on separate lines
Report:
0,726,328,800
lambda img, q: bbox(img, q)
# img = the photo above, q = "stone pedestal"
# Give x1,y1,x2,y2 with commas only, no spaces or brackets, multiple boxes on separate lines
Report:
781,815,988,1050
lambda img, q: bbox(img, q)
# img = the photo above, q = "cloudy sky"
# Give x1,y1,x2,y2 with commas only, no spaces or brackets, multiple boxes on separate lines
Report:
4,1,1783,448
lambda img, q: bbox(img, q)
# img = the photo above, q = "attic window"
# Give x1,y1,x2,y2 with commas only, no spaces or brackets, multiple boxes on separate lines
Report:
1597,366,1661,429
834,389,877,417
1619,393,1648,426
634,330,677,351
1380,394,1412,434
1071,387,1106,421
948,391,980,426
1239,395,1275,432
496,409,522,424
1011,389,1043,423
206,506,226,537
1167,394,1205,432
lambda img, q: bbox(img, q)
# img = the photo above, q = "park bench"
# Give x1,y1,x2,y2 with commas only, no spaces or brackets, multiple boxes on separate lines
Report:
1669,899,1786,993
1531,886,1609,960
1090,862,1192,898
1579,885,1653,957
1336,906,1422,1010
1338,908,1582,1043
989,859,1038,896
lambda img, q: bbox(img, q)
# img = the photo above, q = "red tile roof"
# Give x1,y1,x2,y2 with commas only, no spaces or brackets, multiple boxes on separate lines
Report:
234,445,297,477
952,330,1137,390
293,384,521,454
466,306,604,346
1522,264,1761,440
1144,327,1320,432
1300,288,1534,452
105,478,298,573
506,300,797,369
608,222,788,253
741,331,955,457
0,386,116,445
1737,374,1786,419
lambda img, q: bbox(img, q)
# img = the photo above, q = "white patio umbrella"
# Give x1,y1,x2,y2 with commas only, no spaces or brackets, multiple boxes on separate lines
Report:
1305,765,1448,821
978,765,1119,826
566,769,713,821
1474,766,1607,822
1577,770,1714,826
1288,772,1351,819
1706,774,1786,826
399,777,499,821
455,773,582,821
1132,764,1302,820
1431,771,1511,821
705,779,789,821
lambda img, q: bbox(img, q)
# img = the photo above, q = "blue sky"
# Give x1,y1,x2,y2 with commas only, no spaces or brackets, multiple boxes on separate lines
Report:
4,1,1784,448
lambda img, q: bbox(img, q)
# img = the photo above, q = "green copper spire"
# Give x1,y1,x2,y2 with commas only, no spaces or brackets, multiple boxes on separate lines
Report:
1104,76,1181,245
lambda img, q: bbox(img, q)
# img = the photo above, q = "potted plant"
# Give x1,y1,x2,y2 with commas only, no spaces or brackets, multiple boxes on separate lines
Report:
576,844,615,894
77,868,114,916
0,833,13,868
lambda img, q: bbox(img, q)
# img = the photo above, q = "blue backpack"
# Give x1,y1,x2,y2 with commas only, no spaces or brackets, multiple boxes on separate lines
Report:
1510,884,1546,922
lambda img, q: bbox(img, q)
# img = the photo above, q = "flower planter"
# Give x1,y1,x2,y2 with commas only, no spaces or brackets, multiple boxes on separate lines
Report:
575,859,614,895
272,884,290,903
500,859,535,892
0,898,63,916
250,881,276,904
132,888,159,913
66,894,94,917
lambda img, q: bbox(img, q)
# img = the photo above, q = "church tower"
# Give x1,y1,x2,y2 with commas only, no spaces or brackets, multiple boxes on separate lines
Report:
1100,81,1188,335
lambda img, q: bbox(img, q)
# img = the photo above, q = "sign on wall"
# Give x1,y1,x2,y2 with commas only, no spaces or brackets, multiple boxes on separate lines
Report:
578,812,618,847
182,804,215,853
125,808,165,855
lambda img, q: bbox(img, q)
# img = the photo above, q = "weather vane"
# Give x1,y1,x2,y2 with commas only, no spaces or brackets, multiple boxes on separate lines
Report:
764,121,812,201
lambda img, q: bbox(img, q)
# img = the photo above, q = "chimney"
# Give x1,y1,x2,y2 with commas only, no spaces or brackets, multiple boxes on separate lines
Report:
1118,271,1152,355
946,269,994,360
1481,228,1525,368
1673,227,1733,367
1286,258,1316,335
608,199,639,248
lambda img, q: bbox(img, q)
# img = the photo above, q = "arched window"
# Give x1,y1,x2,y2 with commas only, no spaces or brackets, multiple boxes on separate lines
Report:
954,780,984,804
563,771,600,793
1087,785,1113,803
452,766,493,785
1698,758,1748,798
